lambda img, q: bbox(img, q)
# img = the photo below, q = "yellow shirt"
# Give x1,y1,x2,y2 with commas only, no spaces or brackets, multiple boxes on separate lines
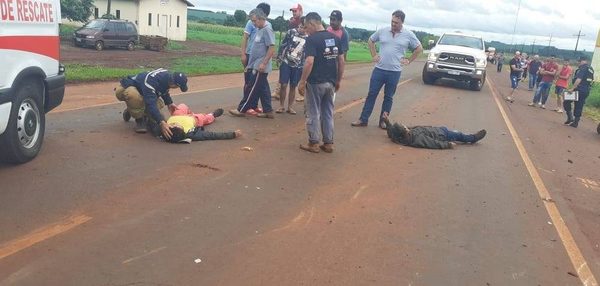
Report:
167,115,196,133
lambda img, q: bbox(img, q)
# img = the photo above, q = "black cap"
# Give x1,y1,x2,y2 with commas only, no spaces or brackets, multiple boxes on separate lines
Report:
172,72,188,92
329,10,342,20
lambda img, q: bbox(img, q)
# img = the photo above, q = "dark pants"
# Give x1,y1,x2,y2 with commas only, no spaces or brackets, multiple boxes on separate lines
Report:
497,63,503,72
563,90,590,120
188,129,236,141
441,127,476,143
237,70,272,113
359,67,401,124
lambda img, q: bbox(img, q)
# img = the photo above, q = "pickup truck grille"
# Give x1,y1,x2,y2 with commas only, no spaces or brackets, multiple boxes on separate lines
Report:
438,53,475,66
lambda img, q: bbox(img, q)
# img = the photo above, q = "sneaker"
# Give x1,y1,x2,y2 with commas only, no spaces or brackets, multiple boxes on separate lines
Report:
299,143,320,153
563,119,573,125
378,120,387,130
229,109,245,117
134,118,147,133
351,120,367,127
212,108,224,118
472,129,487,143
319,143,334,153
257,112,275,119
540,104,546,109
528,102,535,107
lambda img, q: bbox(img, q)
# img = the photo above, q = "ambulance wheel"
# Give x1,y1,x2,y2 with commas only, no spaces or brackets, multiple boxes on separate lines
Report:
95,41,104,51
127,41,135,51
0,78,45,164
123,109,131,122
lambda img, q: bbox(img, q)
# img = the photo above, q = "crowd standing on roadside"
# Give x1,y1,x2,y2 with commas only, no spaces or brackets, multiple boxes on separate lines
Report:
116,2,597,153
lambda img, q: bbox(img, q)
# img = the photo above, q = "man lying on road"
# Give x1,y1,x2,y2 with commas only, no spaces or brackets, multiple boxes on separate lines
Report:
157,104,242,143
382,113,486,149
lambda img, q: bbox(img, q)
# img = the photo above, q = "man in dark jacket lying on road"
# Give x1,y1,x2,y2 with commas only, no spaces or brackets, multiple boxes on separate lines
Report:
382,114,486,149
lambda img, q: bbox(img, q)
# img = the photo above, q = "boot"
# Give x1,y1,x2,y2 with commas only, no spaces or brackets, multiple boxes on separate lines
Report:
134,118,147,133
471,129,487,143
569,117,579,128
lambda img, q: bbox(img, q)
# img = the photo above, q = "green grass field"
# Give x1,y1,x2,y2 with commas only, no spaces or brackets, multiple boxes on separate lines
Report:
64,64,145,82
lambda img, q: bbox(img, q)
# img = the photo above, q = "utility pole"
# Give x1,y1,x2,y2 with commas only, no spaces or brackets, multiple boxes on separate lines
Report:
531,38,536,54
509,0,522,53
547,33,554,56
573,27,586,52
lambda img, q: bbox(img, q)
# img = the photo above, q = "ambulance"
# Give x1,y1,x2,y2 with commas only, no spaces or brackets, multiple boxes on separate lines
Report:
0,0,65,163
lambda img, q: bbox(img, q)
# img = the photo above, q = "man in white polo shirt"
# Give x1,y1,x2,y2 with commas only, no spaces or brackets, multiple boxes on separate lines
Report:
351,10,422,129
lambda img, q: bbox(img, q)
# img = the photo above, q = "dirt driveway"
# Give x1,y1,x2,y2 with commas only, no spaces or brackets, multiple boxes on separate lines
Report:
60,40,240,69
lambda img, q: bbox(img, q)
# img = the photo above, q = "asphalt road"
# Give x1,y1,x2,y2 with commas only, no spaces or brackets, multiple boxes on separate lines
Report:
1,62,599,286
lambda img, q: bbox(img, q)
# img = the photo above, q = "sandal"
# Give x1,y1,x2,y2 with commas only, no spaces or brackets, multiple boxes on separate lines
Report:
275,107,285,113
287,108,297,115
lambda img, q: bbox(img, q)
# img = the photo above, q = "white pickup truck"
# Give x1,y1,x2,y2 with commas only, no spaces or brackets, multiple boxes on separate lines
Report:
422,32,487,91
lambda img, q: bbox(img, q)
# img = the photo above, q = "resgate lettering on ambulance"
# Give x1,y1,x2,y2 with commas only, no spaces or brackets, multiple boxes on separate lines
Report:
0,0,54,23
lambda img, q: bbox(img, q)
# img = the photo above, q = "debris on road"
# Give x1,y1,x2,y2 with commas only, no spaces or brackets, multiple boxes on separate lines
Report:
542,197,555,203
547,221,553,225
194,258,202,264
568,159,573,164
567,271,579,278
242,146,254,151
193,163,221,171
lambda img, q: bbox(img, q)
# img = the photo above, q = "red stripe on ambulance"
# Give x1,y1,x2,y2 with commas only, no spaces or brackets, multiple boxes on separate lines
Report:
0,35,60,60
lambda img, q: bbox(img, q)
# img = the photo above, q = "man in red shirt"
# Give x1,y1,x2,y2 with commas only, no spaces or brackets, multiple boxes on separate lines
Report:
553,59,572,113
529,55,558,108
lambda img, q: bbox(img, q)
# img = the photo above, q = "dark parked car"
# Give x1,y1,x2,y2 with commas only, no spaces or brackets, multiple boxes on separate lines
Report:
73,19,138,51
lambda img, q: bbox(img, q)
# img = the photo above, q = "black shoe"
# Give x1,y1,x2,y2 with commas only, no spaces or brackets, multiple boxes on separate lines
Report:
135,118,147,133
123,109,131,122
564,119,573,125
569,120,579,128
212,108,224,118
472,129,487,143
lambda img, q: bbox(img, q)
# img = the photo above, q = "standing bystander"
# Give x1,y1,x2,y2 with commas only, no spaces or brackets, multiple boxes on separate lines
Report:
527,55,542,91
505,51,522,102
327,10,350,62
553,59,572,113
351,10,422,129
276,19,307,114
529,55,558,108
297,12,345,153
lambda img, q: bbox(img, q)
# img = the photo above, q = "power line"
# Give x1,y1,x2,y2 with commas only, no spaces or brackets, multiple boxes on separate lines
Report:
509,0,522,52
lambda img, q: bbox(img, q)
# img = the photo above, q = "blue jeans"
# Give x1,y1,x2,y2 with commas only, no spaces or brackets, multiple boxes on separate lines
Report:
305,82,335,144
533,81,552,104
510,75,519,89
528,73,538,90
359,68,401,123
441,127,476,143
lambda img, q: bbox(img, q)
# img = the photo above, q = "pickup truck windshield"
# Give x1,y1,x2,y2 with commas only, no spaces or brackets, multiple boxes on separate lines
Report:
438,35,483,50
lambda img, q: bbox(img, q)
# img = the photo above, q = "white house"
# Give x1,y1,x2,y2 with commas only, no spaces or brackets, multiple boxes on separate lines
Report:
91,0,193,41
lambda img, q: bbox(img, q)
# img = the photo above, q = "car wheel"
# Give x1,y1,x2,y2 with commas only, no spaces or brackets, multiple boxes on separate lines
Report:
95,41,104,51
422,65,436,85
0,79,45,164
127,41,135,51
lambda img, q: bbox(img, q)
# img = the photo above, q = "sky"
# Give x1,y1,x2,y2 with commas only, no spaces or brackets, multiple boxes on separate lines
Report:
189,0,600,52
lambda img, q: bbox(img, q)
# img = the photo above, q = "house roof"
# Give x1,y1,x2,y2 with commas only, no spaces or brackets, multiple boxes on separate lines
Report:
182,0,193,7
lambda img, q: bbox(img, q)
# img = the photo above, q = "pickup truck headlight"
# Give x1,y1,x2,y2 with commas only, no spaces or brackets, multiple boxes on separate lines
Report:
475,57,487,67
86,35,95,39
428,52,440,61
